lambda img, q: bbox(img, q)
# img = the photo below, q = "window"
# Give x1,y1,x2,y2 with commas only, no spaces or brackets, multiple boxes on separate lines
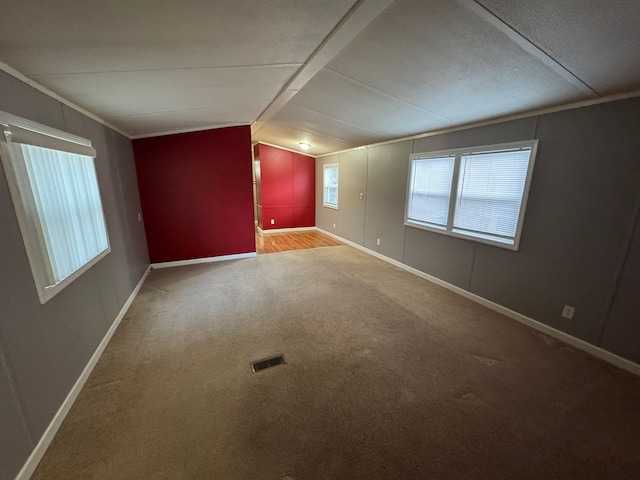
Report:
0,111,110,303
323,163,339,208
405,140,537,250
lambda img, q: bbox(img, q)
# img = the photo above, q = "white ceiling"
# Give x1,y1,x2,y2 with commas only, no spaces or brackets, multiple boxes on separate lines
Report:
1,0,639,155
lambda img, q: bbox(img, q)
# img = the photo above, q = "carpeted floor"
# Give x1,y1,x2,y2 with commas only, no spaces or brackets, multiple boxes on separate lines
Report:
32,245,640,479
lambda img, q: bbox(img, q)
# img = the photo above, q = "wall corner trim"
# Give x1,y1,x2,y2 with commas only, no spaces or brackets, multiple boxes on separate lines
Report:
317,229,640,377
14,265,152,480
150,252,257,269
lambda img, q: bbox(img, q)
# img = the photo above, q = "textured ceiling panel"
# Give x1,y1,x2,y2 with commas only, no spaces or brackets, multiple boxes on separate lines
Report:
252,123,351,157
1,0,639,150
112,110,249,138
327,0,586,125
271,103,383,148
32,66,298,120
273,68,448,141
0,0,356,74
477,0,640,95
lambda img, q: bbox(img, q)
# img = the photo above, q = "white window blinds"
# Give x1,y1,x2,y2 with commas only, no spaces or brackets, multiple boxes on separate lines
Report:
21,144,109,284
405,141,537,250
323,164,339,208
407,156,454,227
453,149,531,240
0,110,110,303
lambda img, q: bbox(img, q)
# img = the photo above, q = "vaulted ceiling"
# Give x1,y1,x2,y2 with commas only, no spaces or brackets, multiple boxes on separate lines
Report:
1,0,639,155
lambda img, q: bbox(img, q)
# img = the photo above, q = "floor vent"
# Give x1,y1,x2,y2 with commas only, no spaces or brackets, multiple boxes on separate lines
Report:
251,354,286,373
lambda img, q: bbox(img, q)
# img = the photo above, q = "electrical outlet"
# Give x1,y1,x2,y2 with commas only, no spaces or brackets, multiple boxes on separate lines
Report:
376,238,380,246
359,192,364,200
137,212,143,222
333,223,336,229
561,305,575,320
270,219,275,225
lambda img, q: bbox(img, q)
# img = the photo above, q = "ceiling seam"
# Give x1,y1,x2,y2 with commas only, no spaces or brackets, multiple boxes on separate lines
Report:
254,140,331,156
29,63,305,78
280,129,351,147
298,105,388,136
108,103,261,118
252,0,395,136
252,0,367,131
324,67,451,121
259,121,362,147
458,0,600,98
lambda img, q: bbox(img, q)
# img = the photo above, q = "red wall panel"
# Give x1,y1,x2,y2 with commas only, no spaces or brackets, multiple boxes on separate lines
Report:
133,126,255,263
262,207,295,228
260,145,293,208
293,206,315,227
256,143,315,230
293,152,316,209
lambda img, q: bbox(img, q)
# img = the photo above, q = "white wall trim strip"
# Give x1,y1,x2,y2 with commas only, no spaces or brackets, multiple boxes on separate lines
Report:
151,252,256,269
257,226,317,234
318,229,640,377
131,122,251,140
315,90,640,158
0,61,130,139
15,265,152,480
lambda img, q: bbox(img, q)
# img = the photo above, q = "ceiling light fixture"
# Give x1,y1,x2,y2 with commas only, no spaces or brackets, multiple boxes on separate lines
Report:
299,142,311,151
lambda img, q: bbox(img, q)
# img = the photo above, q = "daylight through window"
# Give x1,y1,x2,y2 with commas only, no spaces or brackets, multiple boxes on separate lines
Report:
323,163,339,208
0,111,110,303
405,140,537,250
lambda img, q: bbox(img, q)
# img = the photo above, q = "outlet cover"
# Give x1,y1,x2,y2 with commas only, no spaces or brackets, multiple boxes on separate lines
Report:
561,305,575,320
270,219,275,225
376,238,380,246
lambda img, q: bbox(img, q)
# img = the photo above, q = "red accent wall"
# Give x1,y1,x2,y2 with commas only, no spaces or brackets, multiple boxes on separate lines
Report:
255,143,315,230
133,126,255,263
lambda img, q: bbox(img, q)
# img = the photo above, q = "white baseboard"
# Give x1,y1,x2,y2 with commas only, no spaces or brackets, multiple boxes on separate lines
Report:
15,265,151,480
257,226,317,234
151,252,256,269
318,229,640,377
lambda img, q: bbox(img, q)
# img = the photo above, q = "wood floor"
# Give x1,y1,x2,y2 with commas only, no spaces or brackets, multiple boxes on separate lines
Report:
256,228,343,254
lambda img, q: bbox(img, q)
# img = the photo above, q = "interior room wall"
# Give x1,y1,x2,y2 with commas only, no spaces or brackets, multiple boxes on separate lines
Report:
316,97,640,365
0,71,150,480
254,143,315,230
133,127,255,263
334,149,367,244
600,210,640,360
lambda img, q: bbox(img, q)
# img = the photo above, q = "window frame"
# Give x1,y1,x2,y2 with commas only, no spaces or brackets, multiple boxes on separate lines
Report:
323,163,339,209
0,111,110,304
404,140,538,251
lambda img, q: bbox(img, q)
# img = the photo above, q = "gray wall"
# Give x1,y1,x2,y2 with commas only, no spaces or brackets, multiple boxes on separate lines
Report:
0,72,149,480
317,97,640,365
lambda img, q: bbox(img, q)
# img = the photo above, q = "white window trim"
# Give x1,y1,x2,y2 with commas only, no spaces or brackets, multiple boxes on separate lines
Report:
0,111,110,304
404,140,538,251
323,163,339,209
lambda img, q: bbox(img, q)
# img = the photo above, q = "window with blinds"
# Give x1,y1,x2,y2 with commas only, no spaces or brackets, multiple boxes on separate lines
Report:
323,163,339,208
405,141,537,250
0,111,110,303
407,155,455,228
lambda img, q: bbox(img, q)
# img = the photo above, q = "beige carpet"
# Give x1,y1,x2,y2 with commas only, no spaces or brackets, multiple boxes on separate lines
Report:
32,245,640,479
